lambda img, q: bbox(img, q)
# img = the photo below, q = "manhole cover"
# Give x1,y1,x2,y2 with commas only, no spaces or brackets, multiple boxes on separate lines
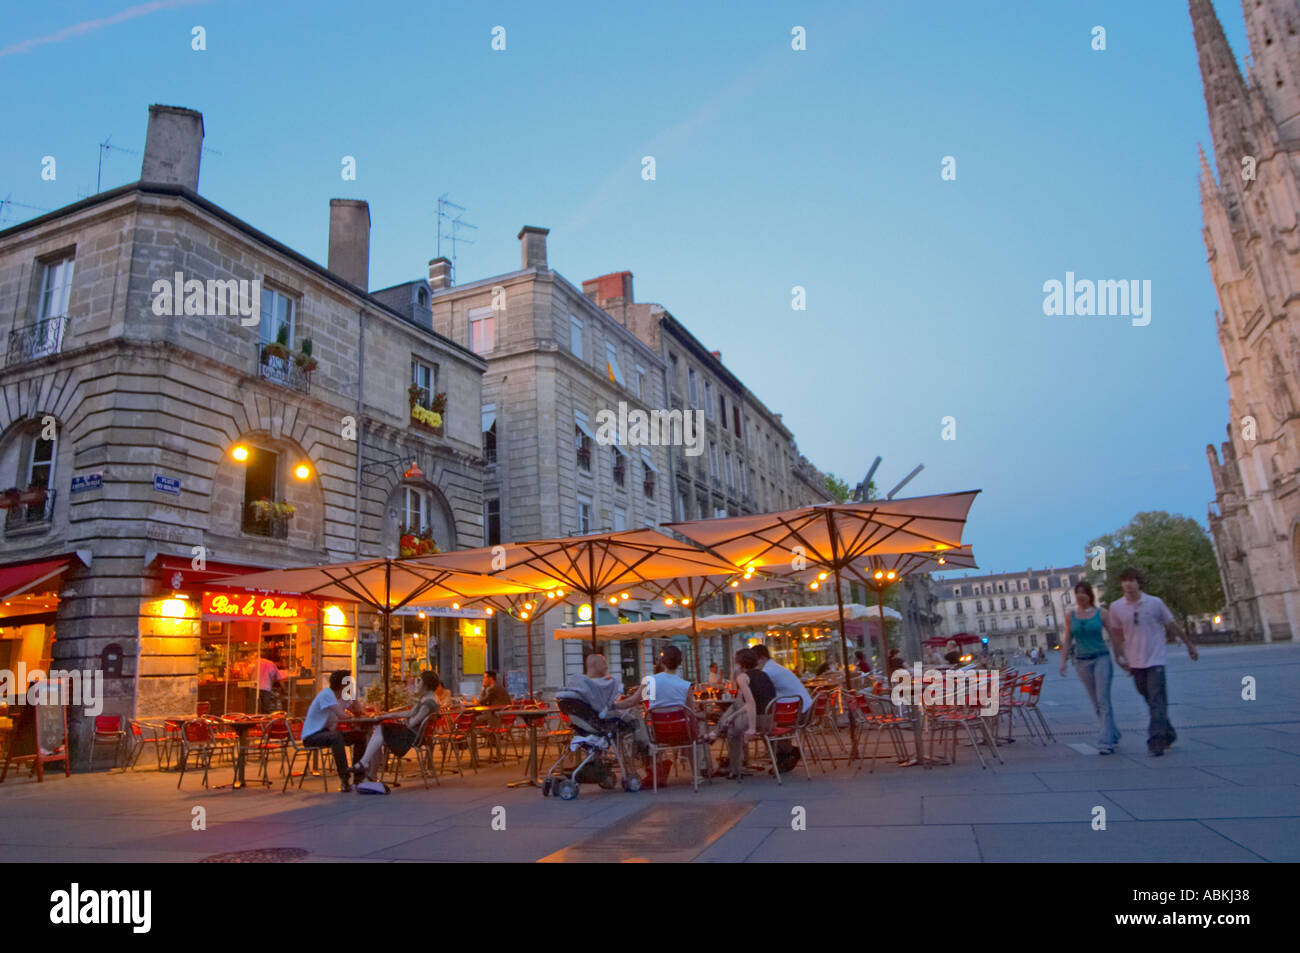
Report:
199,847,311,863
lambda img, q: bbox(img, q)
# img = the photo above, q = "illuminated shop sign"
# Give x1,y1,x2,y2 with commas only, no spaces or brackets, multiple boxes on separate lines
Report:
201,591,300,620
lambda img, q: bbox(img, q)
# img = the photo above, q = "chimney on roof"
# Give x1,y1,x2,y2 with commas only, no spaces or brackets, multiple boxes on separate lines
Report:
711,350,721,361
428,257,452,290
328,199,371,290
581,271,634,324
140,104,204,191
518,226,549,270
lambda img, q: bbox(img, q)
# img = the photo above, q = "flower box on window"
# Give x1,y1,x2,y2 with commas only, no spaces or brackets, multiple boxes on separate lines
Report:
409,388,446,435
397,524,440,559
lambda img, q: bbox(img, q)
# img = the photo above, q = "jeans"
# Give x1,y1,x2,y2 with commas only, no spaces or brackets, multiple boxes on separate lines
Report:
1073,653,1120,748
1130,665,1176,750
302,729,358,782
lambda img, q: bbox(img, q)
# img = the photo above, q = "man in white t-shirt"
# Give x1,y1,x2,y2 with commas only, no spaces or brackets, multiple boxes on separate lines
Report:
614,645,697,787
751,644,811,712
301,669,366,790
1106,567,1198,757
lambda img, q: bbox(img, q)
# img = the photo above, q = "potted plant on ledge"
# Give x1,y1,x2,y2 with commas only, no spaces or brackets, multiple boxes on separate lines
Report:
263,324,291,361
293,337,317,374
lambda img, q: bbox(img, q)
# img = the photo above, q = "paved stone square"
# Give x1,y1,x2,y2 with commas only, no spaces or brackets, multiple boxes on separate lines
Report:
1,644,1295,862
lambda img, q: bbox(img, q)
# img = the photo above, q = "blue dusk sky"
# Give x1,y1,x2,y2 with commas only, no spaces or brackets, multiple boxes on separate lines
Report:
0,1,1248,575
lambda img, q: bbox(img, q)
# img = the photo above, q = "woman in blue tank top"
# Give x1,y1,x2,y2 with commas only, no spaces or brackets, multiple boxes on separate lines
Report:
1060,581,1121,753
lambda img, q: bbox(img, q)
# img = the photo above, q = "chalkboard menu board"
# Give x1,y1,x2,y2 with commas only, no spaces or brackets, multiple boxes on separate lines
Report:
0,680,70,783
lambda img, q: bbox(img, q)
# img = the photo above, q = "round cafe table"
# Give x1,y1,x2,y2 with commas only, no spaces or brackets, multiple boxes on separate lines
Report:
502,708,556,789
211,718,271,790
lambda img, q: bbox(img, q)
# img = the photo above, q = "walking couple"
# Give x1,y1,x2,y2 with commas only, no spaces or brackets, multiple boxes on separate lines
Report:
1060,568,1198,757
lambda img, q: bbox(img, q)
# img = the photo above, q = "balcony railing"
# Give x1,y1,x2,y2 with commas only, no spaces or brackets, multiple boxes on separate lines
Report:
257,343,312,393
243,511,289,539
4,487,55,532
5,316,67,367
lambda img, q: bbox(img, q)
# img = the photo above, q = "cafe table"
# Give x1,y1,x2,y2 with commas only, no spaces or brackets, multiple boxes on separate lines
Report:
212,717,272,790
501,707,557,789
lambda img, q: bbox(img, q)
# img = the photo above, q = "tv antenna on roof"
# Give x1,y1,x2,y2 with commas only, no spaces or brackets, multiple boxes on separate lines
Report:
97,136,141,193
0,194,51,226
436,193,477,284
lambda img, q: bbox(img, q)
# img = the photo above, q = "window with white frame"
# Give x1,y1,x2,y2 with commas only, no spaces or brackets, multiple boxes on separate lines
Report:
577,496,593,534
709,442,718,477
688,368,698,408
403,487,429,534
481,403,497,465
259,287,295,347
705,381,714,419
605,341,625,386
411,359,435,408
574,410,593,472
468,305,495,354
635,364,646,400
38,256,75,322
613,505,627,532
26,429,56,491
570,315,583,357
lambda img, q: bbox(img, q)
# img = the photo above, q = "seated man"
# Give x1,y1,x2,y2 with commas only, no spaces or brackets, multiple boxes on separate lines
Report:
351,671,442,784
301,669,366,792
613,646,700,786
479,670,511,707
559,652,644,749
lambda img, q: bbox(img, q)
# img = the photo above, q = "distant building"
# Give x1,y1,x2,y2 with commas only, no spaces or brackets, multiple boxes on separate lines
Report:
933,566,1088,655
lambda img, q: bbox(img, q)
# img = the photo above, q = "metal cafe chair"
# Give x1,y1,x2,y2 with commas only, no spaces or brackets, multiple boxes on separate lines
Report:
86,715,127,772
848,692,911,773
251,717,293,783
760,697,810,784
282,718,333,793
176,720,219,789
124,719,167,770
645,705,711,792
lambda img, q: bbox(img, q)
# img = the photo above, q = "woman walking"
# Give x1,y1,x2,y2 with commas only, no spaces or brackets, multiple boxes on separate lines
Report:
1059,581,1120,754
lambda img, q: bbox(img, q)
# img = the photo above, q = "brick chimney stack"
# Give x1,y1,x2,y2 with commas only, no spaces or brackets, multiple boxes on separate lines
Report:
140,104,204,191
581,271,634,323
327,199,371,290
428,257,452,290
518,226,549,270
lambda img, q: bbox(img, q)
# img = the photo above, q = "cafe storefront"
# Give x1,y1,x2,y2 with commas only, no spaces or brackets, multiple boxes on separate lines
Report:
0,553,87,681
137,557,357,718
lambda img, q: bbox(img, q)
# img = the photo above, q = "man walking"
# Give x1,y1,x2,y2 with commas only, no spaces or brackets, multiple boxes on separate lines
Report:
1106,567,1198,757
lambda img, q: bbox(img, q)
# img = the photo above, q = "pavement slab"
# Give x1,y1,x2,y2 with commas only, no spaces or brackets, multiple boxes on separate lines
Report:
1,644,1296,862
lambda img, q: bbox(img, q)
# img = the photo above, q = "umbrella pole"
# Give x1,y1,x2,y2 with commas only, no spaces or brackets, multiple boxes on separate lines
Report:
878,587,890,672
833,567,856,758
525,615,535,701
691,602,701,684
589,591,598,652
383,560,392,711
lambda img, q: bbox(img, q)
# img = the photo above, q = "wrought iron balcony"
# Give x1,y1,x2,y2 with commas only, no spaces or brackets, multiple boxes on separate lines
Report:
257,343,312,393
5,316,67,367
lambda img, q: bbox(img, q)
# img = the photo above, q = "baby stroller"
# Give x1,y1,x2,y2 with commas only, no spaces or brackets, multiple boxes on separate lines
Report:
541,695,641,799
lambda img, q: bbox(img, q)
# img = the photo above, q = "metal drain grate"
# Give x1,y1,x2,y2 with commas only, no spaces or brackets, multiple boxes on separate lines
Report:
199,847,311,863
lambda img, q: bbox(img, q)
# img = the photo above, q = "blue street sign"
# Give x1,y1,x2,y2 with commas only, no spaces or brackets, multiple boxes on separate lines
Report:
69,473,103,493
153,474,181,495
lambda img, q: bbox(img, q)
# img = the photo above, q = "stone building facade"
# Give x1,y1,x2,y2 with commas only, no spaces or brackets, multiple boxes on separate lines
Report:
0,105,487,758
1194,0,1300,642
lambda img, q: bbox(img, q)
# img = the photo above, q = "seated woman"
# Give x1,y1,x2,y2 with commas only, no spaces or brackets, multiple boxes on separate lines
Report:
703,648,774,780
351,671,442,784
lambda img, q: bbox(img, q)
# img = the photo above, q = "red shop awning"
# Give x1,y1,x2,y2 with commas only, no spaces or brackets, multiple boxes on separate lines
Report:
154,556,273,591
0,555,77,602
